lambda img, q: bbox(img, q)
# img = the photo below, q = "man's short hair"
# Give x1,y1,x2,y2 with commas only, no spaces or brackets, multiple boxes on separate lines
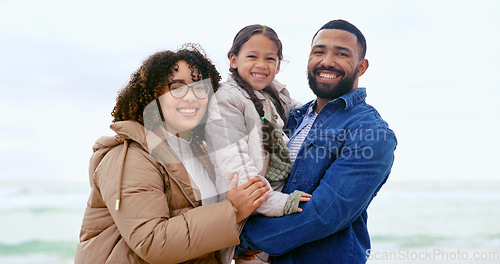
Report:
312,19,367,59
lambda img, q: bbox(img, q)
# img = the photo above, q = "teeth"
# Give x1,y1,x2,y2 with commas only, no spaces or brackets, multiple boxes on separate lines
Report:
252,73,266,78
178,108,196,114
319,73,337,79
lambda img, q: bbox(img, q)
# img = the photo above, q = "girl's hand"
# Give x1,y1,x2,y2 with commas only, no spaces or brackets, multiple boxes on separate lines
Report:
233,250,263,261
297,192,312,213
226,174,270,222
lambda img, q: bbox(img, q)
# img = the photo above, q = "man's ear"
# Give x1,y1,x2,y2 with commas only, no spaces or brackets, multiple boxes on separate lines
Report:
357,59,369,77
229,54,238,69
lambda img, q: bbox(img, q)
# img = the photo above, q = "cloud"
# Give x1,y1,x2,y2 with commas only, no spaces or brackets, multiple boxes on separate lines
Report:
1,0,499,182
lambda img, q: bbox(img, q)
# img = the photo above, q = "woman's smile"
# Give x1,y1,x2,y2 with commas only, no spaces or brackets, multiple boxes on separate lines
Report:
177,106,199,116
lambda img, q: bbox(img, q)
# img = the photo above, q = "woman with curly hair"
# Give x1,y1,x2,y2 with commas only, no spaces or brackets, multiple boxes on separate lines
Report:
75,44,269,264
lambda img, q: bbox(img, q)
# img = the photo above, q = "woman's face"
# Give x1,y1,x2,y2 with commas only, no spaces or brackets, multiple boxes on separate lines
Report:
159,60,208,139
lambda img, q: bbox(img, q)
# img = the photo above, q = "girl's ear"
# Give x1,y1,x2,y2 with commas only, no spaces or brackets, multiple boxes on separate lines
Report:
229,53,238,69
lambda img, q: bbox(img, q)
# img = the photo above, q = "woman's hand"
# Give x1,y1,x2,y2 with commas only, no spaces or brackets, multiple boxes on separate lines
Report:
226,174,269,222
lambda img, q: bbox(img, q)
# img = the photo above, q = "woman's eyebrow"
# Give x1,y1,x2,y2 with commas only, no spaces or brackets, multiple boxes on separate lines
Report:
169,79,186,83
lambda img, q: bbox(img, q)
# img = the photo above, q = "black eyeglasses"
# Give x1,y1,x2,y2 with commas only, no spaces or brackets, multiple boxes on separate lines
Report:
167,79,212,99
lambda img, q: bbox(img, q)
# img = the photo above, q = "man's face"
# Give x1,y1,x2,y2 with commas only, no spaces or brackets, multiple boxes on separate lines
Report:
307,29,367,100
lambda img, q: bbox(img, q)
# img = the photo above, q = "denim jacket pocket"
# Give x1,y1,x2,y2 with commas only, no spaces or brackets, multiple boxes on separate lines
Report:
310,133,344,156
290,134,344,190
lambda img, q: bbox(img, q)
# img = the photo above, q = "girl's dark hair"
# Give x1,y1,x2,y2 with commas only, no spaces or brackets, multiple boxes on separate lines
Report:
227,24,283,62
111,43,221,141
227,24,283,154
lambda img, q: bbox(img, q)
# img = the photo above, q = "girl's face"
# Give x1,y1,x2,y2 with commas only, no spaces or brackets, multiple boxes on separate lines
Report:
229,34,281,91
159,60,208,139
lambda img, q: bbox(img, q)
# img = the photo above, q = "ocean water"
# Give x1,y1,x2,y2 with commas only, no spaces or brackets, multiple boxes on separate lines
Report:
0,181,89,264
1,179,499,264
367,180,500,263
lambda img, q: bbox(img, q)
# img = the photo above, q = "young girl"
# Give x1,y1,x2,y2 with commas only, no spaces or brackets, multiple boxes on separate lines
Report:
205,25,311,264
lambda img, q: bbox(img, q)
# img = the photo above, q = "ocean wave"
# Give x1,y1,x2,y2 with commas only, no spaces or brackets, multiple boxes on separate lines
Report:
0,240,76,257
0,184,89,213
0,207,84,215
372,234,500,249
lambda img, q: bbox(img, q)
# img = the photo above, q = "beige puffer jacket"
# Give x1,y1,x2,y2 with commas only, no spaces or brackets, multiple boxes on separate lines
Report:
75,121,239,264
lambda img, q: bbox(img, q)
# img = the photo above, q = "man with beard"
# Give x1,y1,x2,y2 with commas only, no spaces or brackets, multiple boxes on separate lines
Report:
234,19,397,264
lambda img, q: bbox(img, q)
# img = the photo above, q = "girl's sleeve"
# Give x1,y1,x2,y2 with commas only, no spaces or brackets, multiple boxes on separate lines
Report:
206,89,261,191
290,97,303,110
205,89,290,217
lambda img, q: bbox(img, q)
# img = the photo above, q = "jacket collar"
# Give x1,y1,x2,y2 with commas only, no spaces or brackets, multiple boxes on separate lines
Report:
291,99,314,119
110,120,149,150
290,88,367,120
326,87,367,110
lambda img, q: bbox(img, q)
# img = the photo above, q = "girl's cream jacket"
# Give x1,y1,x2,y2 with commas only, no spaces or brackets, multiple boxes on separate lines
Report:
206,76,302,217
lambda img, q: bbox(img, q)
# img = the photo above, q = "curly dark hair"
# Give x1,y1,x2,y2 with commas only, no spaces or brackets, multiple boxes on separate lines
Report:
111,44,221,140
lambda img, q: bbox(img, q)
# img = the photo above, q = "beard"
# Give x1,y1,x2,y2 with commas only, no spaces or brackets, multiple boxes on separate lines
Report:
307,65,358,100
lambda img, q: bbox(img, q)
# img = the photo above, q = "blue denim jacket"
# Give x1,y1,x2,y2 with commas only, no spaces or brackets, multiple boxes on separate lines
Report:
236,88,397,264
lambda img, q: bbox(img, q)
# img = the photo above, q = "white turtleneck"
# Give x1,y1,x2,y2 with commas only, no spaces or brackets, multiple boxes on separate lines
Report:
161,127,218,205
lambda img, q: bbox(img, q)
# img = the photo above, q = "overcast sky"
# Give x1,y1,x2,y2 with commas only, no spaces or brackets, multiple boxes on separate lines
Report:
1,0,499,183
